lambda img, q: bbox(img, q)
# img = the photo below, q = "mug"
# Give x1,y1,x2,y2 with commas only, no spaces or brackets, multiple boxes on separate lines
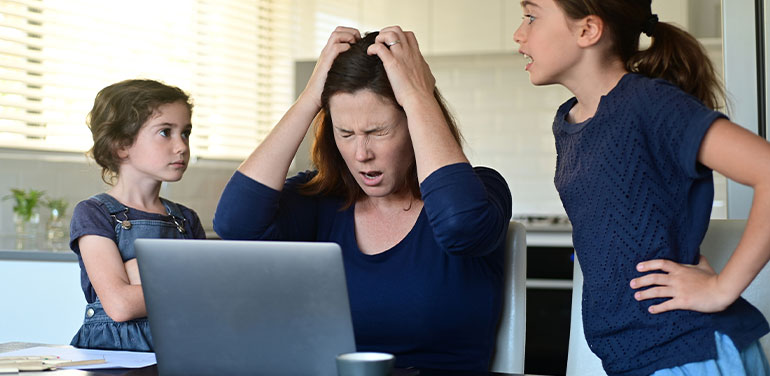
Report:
336,352,395,376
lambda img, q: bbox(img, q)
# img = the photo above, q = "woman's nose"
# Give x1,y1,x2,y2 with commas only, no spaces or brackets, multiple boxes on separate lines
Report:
355,137,372,162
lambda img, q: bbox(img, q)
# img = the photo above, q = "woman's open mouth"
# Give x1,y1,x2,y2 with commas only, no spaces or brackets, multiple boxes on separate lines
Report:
360,171,383,186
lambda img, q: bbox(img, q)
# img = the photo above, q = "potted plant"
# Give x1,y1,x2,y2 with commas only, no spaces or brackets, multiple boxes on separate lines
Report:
3,188,45,249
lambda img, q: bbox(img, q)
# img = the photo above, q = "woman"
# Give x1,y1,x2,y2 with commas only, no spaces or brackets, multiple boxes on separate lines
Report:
214,26,512,371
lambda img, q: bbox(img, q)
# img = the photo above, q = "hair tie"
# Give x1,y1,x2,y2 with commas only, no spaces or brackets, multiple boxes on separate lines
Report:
642,14,659,37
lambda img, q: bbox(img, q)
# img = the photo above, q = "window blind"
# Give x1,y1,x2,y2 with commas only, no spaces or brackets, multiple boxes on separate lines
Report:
0,0,293,160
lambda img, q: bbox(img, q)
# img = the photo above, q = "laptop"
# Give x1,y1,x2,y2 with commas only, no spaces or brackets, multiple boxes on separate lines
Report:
135,238,356,376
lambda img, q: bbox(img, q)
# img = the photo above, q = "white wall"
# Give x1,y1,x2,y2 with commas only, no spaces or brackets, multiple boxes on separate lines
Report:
0,0,730,242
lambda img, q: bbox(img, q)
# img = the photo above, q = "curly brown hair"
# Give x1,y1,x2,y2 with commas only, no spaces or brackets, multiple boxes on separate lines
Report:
87,79,192,184
300,32,463,209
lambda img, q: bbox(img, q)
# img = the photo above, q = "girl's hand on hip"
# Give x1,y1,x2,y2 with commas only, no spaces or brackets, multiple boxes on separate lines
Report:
630,255,736,314
300,26,361,110
367,26,436,109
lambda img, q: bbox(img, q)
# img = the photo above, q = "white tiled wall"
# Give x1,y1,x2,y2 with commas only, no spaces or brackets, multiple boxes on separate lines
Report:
427,53,572,215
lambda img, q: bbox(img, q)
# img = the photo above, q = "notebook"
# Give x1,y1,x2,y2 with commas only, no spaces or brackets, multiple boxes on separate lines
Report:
135,238,356,376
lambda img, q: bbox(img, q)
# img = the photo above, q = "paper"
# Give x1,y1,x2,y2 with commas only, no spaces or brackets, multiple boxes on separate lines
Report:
0,346,156,369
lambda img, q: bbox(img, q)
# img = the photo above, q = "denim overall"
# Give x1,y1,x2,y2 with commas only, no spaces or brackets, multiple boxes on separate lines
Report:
70,193,190,351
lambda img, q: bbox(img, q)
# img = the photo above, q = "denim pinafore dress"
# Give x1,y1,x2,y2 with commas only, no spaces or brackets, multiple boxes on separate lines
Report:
70,193,190,351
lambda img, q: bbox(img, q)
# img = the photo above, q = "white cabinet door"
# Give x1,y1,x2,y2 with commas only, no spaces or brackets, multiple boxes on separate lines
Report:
0,260,84,344
431,0,506,55
653,0,688,30
502,0,523,53
359,0,432,51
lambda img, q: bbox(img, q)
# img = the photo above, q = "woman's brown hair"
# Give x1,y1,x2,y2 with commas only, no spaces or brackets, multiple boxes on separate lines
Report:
300,31,463,209
87,79,192,184
556,0,724,109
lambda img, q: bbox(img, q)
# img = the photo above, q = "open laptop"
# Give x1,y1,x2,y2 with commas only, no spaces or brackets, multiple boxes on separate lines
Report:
135,238,356,376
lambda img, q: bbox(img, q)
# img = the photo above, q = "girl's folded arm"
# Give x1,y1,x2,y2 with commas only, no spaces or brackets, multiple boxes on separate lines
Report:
79,234,147,322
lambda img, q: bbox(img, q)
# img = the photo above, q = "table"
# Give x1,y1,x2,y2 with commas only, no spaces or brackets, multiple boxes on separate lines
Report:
1,342,527,376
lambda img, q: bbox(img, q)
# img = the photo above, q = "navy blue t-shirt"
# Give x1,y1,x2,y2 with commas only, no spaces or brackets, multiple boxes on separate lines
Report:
69,196,206,303
214,163,512,371
554,73,769,376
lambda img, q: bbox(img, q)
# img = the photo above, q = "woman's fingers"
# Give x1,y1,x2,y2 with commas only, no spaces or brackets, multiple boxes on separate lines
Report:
301,26,361,109
367,26,435,108
376,26,408,48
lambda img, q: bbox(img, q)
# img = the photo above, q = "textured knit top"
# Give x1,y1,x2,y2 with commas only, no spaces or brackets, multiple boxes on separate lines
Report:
213,163,512,371
553,73,769,376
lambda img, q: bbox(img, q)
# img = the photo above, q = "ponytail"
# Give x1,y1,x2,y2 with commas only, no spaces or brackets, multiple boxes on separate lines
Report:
629,22,724,110
554,0,725,110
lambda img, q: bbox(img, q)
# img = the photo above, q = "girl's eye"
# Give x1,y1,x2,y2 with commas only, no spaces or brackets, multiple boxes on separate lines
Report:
182,130,191,139
523,14,536,24
159,129,170,137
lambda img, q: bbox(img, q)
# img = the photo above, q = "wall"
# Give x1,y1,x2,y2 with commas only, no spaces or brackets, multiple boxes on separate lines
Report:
0,46,729,243
0,150,238,243
0,0,729,240
427,52,728,217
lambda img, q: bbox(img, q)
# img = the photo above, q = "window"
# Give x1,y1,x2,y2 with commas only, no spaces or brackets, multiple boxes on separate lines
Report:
0,0,293,160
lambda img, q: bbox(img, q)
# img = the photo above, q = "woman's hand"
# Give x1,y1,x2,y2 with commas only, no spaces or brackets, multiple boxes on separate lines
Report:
630,255,737,314
367,26,436,109
299,26,361,110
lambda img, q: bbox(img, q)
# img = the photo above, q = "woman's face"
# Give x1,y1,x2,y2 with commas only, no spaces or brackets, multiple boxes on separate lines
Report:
329,89,414,199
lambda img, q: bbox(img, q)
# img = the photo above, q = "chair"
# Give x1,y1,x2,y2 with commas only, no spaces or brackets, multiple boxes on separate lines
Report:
698,220,770,360
566,256,607,376
489,221,527,374
566,219,770,375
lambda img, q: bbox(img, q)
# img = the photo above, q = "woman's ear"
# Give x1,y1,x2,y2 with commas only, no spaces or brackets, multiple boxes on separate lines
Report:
575,15,604,48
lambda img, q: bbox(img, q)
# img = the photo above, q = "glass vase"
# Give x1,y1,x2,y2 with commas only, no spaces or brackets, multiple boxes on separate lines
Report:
46,208,68,251
14,210,40,250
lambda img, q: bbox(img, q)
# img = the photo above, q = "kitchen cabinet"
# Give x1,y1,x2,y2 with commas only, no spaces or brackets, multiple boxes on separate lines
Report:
291,0,523,58
0,253,84,344
358,0,431,50
430,0,506,55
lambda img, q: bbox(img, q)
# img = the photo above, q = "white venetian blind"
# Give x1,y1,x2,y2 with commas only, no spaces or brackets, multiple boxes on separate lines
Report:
0,0,293,160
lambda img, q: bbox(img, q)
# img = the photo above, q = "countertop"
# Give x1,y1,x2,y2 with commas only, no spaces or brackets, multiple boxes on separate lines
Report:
0,235,76,262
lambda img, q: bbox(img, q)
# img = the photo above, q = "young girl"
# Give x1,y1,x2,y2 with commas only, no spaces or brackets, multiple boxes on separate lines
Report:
69,79,206,351
514,1,770,375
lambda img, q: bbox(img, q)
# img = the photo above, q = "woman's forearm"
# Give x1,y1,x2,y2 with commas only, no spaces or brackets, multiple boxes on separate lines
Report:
237,97,319,190
404,95,468,182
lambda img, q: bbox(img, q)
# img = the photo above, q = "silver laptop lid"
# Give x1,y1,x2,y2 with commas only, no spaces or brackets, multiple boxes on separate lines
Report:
135,238,356,376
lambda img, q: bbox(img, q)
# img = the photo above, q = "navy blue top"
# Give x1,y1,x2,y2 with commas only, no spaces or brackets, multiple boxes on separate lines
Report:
554,73,769,376
214,163,512,371
70,195,206,303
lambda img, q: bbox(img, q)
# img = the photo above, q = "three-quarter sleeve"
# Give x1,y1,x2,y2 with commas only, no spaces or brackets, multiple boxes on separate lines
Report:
213,170,318,240
420,163,512,256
